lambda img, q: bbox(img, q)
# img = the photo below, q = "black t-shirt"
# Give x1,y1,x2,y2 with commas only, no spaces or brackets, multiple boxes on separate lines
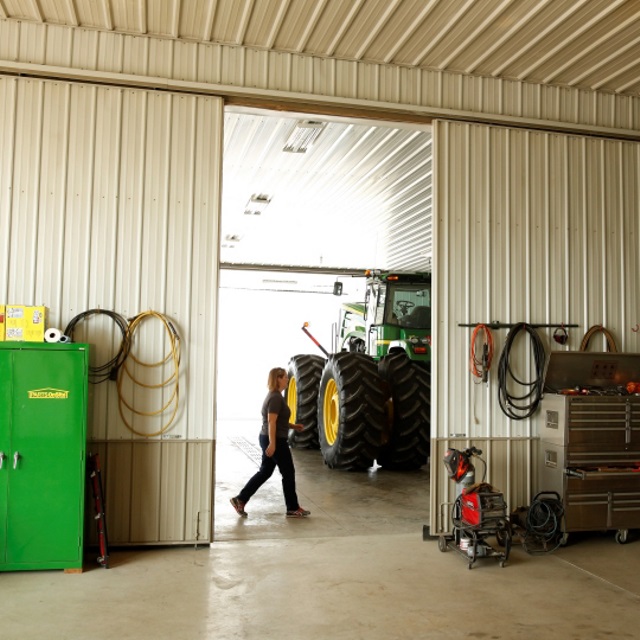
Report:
261,390,291,438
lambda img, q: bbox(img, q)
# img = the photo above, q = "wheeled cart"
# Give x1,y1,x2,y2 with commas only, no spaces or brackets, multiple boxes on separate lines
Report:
436,446,513,569
438,489,512,569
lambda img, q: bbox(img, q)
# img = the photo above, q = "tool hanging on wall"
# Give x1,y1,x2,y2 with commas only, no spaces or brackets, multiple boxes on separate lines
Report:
497,323,546,420
64,309,131,383
469,323,494,383
552,325,569,345
579,324,617,352
116,310,181,437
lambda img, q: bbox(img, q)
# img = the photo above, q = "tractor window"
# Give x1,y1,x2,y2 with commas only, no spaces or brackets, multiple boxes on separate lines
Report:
387,284,431,328
366,283,385,325
375,285,386,324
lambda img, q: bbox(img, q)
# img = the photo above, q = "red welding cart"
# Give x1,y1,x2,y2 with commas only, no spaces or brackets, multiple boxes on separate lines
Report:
438,447,512,569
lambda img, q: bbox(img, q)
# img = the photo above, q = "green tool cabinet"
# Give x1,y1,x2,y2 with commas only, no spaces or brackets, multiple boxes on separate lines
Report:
0,342,89,572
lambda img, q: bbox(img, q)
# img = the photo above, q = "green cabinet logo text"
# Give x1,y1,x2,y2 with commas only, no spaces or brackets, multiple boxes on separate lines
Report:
28,388,70,399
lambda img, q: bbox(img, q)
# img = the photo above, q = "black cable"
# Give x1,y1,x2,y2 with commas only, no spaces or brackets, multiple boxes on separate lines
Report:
522,493,564,555
497,323,546,420
64,309,131,384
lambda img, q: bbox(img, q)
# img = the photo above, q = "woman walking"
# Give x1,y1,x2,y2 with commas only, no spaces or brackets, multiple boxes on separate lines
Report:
230,367,311,518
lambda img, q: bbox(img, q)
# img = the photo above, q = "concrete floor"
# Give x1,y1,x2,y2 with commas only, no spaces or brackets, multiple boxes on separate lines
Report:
2,421,639,640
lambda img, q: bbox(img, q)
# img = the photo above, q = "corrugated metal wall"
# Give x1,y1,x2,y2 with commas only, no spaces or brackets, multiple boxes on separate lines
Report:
2,19,639,137
0,75,222,544
430,120,640,535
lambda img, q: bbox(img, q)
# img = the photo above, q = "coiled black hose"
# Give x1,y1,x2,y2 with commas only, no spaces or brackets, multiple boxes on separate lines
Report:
497,323,546,420
64,309,131,384
522,492,565,555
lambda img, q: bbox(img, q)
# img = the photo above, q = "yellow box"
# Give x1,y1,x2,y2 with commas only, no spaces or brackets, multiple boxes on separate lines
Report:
0,305,5,341
5,305,47,342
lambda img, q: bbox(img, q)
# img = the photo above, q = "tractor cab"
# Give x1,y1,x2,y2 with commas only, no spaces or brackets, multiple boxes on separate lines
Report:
336,270,432,362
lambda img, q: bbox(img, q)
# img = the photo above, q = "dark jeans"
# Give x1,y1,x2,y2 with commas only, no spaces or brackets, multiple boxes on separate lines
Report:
238,434,300,511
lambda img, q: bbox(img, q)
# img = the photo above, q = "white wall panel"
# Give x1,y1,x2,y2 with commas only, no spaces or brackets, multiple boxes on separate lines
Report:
3,19,640,137
431,119,640,534
0,75,221,544
71,28,99,70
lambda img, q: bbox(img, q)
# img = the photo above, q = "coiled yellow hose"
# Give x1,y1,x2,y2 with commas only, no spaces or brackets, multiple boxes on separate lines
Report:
116,310,181,437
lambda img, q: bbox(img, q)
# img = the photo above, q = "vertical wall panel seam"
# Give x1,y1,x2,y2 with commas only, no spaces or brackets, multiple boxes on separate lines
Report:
183,95,198,434
618,142,626,350
161,94,173,310
544,134,550,325
563,136,570,330
105,87,124,436
285,51,292,91
524,130,532,438
83,86,98,309
581,137,589,324
135,91,149,317
2,79,18,296
485,123,492,433
110,89,124,308
30,82,45,301
55,83,71,315
599,139,607,324
464,124,470,435
504,127,512,440
239,46,246,86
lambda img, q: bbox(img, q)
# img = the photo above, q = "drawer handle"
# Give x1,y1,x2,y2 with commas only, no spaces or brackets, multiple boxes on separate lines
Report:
0,451,5,470
13,451,21,470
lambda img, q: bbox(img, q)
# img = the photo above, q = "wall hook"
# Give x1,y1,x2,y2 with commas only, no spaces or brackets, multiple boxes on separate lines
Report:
632,324,639,333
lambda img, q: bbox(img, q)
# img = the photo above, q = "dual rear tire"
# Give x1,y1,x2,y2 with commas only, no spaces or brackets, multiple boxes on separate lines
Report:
287,351,431,471
286,354,325,449
318,353,387,470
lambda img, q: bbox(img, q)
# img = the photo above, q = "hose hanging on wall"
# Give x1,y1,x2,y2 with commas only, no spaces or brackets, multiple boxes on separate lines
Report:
579,324,618,352
116,310,181,438
469,323,494,382
64,309,131,384
497,323,546,420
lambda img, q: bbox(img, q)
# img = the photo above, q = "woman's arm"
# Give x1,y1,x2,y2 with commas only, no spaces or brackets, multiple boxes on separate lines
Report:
265,412,278,457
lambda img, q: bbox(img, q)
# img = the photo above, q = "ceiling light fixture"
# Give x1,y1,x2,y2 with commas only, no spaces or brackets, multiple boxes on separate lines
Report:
244,194,271,215
283,120,326,153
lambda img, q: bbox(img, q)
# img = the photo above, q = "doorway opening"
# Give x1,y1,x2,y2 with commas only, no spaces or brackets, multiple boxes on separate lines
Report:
214,106,433,541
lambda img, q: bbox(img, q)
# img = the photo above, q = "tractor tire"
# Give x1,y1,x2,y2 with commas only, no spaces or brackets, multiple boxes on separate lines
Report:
286,354,325,449
377,352,431,470
317,352,386,470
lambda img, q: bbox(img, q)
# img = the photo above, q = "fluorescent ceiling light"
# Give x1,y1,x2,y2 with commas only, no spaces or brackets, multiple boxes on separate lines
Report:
283,120,326,153
244,194,271,215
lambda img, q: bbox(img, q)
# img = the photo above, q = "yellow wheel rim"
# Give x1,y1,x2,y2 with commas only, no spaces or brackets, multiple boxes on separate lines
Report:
323,378,340,445
286,376,297,424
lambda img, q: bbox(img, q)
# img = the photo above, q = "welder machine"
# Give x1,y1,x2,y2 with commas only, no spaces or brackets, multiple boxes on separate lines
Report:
438,446,512,568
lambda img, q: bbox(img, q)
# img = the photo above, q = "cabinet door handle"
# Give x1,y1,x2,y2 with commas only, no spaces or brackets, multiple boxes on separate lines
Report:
0,451,6,469
13,451,21,470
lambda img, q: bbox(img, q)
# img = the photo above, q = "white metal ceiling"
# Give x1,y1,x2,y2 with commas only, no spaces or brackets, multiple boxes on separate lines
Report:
221,108,432,270
3,0,639,272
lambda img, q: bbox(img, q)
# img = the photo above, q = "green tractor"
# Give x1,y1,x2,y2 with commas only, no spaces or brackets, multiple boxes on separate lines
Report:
287,270,431,471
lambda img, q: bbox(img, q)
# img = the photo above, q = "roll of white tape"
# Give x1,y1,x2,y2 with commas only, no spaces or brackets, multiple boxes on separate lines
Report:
58,334,71,344
45,328,62,343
